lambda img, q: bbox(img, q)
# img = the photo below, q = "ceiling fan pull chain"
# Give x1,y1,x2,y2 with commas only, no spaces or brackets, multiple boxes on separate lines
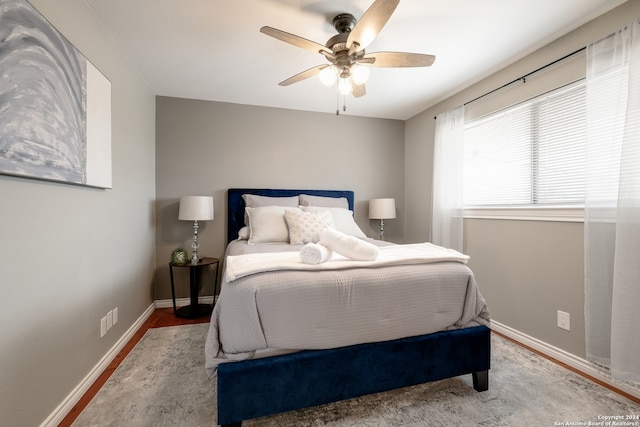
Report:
343,94,347,112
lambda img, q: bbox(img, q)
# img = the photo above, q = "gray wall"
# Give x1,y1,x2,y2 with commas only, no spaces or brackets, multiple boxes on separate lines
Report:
0,1,156,426
155,97,405,300
405,1,640,359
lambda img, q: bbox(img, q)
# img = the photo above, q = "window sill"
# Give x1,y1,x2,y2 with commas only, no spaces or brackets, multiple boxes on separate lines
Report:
463,207,584,222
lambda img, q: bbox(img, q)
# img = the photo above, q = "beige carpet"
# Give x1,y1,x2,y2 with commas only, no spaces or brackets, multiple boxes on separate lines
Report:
72,323,639,426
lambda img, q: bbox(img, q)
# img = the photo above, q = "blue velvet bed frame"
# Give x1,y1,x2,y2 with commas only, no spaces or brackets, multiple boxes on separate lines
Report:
217,189,490,427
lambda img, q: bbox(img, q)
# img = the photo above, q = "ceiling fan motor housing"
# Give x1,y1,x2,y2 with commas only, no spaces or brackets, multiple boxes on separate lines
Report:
325,32,349,53
326,13,356,55
324,14,371,79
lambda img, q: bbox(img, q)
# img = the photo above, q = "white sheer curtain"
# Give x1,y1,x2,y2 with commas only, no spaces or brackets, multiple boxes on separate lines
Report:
432,106,465,251
585,20,640,385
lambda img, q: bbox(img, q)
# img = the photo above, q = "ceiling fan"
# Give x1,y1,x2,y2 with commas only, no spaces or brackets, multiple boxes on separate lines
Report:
260,0,435,109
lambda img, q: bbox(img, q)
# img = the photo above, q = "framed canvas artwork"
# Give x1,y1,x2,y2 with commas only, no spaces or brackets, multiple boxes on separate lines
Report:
0,0,112,188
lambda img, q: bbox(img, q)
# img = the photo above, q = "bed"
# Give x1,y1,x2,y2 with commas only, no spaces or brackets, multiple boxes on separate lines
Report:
206,188,491,427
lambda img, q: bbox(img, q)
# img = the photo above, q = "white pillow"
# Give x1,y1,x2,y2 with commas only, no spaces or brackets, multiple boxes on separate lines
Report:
242,194,299,225
246,206,292,244
237,226,250,240
299,194,349,209
284,208,334,245
301,206,367,239
243,194,299,208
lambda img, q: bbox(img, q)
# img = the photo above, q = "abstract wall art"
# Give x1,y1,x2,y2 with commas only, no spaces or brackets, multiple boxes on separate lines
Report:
0,0,112,188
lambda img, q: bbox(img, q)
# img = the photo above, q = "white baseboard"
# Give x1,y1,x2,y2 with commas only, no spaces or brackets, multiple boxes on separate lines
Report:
40,303,156,427
154,296,215,309
490,320,640,401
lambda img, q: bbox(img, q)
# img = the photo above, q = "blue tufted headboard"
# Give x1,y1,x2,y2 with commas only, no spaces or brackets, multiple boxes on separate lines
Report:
227,188,355,243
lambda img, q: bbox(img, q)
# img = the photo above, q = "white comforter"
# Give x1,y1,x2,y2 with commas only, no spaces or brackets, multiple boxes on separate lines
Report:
205,240,489,376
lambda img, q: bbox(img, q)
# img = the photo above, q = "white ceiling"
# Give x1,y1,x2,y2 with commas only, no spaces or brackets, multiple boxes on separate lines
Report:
85,0,626,120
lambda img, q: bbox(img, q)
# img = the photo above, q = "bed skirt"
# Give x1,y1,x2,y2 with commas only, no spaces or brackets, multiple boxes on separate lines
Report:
217,325,491,426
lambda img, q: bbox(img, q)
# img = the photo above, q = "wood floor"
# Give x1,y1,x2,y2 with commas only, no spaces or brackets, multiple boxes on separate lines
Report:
57,308,210,427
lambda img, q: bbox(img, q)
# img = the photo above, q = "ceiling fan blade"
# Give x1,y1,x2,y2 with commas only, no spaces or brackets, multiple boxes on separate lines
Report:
352,81,366,98
260,26,334,57
364,52,436,67
347,0,399,54
279,65,326,86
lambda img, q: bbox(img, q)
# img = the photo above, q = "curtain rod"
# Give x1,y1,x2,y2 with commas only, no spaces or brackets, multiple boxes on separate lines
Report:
434,46,586,119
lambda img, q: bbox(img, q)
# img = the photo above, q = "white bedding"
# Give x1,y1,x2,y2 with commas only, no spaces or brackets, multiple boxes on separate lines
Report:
225,242,470,281
205,240,489,376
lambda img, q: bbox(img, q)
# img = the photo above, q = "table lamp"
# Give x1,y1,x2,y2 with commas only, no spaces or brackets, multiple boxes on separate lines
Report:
369,198,396,241
179,196,214,264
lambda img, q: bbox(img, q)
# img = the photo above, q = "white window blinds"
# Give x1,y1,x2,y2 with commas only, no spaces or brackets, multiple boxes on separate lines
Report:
463,81,586,208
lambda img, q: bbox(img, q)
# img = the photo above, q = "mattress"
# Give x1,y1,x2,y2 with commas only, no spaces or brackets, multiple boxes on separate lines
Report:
205,240,490,377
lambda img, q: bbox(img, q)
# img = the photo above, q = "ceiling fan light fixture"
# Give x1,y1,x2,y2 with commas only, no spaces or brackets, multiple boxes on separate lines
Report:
351,63,370,85
338,77,353,95
319,65,338,87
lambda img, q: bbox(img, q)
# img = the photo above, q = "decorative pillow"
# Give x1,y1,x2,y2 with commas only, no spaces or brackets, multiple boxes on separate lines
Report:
242,194,299,225
284,208,334,245
237,226,250,240
246,206,292,244
299,194,349,209
301,206,368,239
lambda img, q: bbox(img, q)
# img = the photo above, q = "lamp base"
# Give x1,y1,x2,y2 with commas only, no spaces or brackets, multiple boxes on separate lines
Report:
191,220,200,264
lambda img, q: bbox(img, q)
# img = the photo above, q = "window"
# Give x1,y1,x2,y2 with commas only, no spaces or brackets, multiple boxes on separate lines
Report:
463,82,586,214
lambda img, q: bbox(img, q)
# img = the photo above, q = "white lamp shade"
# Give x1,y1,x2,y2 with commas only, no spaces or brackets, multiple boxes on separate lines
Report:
178,196,214,221
369,198,396,219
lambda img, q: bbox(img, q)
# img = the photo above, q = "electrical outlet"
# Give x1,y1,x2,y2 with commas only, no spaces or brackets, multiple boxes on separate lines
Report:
107,310,113,331
113,307,118,326
100,316,107,338
557,310,570,331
